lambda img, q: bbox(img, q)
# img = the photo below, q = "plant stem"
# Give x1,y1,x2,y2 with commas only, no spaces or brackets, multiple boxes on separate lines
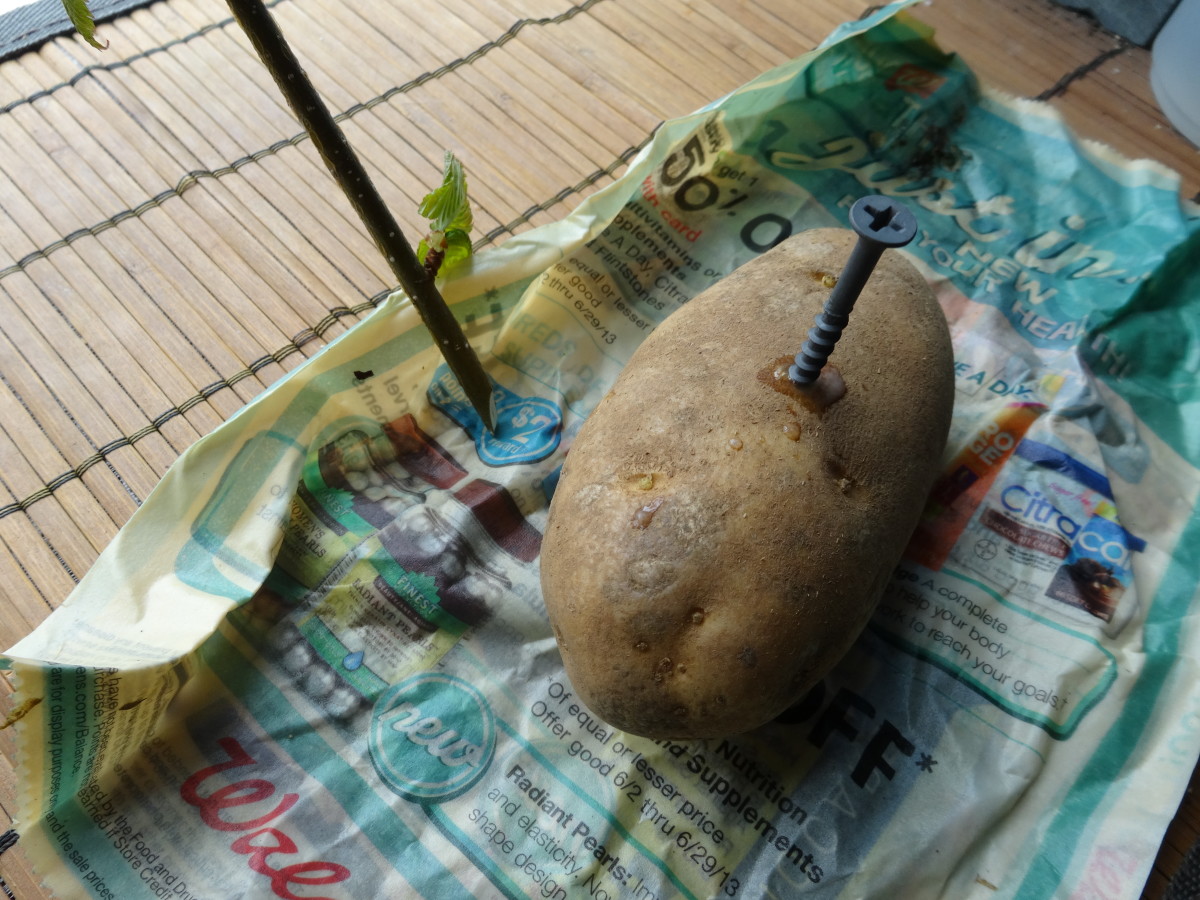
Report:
225,0,497,432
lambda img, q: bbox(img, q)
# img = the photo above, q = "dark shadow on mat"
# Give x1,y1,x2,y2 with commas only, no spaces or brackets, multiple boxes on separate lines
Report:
0,0,161,63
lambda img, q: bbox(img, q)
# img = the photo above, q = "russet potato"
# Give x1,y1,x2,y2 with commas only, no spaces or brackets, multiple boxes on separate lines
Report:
540,228,954,739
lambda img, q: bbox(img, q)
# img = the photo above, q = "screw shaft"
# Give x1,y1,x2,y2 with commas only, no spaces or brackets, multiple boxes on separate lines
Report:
790,242,887,382
790,196,917,386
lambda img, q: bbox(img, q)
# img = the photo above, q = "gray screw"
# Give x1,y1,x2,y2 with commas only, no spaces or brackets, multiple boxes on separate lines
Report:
789,196,918,386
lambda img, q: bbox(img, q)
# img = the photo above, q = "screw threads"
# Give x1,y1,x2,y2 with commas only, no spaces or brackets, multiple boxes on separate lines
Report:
789,312,850,384
789,196,918,387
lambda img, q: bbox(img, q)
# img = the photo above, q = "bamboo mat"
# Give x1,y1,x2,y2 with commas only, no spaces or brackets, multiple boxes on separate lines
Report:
0,1,1196,898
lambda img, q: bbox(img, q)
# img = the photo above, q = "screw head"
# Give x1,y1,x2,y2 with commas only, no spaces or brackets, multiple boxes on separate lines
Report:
848,195,917,248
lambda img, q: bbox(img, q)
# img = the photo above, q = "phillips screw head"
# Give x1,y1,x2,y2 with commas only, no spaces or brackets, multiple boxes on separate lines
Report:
789,196,918,386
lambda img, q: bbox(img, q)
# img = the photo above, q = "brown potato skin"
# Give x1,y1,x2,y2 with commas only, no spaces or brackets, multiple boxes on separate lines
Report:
540,228,954,739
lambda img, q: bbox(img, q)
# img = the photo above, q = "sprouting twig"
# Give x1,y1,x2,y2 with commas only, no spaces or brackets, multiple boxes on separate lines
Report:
224,0,497,431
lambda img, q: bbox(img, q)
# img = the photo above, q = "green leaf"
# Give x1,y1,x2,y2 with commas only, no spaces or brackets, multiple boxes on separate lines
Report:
417,152,474,275
417,235,436,268
442,229,472,269
61,0,109,50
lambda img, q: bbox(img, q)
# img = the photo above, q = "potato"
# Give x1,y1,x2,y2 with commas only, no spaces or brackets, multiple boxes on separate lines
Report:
539,228,954,739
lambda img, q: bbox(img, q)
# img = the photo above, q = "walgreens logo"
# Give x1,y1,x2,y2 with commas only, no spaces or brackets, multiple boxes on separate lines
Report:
180,736,350,899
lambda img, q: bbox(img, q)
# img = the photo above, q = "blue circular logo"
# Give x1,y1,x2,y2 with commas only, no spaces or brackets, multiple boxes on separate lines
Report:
369,673,496,802
480,396,561,466
427,365,562,466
